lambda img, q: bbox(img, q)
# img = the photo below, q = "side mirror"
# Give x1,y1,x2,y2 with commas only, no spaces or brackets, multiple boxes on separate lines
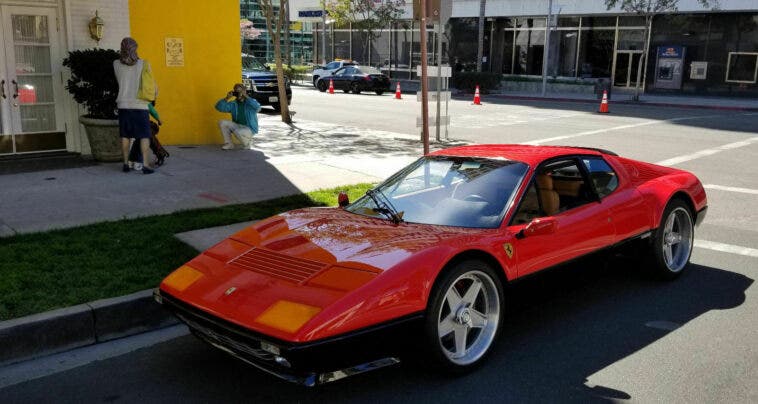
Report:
338,191,349,208
518,217,558,239
265,65,271,71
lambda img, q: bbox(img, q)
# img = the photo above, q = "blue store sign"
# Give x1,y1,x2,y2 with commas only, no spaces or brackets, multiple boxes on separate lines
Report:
659,46,684,58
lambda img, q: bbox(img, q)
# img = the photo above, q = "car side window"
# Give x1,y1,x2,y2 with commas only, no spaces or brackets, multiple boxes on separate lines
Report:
334,68,347,76
342,67,356,75
534,160,595,215
582,157,618,198
326,62,339,70
513,181,541,224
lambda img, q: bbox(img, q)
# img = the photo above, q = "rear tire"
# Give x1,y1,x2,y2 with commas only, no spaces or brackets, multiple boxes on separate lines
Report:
375,90,385,95
351,82,361,94
316,80,327,92
423,259,503,373
649,199,694,280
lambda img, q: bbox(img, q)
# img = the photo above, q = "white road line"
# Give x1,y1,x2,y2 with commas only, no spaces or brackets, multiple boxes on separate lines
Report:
694,239,758,258
524,114,724,145
656,136,758,166
704,184,758,195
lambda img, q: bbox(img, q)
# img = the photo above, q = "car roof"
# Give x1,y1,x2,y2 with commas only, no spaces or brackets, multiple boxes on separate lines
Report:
429,144,607,166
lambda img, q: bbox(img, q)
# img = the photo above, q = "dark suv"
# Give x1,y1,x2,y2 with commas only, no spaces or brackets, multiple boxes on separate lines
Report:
242,55,292,111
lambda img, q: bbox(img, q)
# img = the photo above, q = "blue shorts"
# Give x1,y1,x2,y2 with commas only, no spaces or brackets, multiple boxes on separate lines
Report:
118,109,151,139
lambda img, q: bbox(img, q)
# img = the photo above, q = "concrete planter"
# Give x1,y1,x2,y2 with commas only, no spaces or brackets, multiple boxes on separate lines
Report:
79,116,121,162
501,80,595,95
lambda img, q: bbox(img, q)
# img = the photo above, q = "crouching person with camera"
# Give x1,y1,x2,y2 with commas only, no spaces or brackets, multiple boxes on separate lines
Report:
215,83,262,150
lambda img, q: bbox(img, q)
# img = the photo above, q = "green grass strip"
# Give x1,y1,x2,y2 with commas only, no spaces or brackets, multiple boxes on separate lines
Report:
0,184,374,320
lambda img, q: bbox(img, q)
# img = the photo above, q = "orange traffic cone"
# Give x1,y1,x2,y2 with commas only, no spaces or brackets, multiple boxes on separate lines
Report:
472,85,481,105
395,82,402,99
328,79,335,94
598,90,609,113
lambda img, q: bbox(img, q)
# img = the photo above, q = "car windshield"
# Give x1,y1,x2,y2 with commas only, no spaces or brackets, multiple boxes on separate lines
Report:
242,56,267,71
346,156,529,228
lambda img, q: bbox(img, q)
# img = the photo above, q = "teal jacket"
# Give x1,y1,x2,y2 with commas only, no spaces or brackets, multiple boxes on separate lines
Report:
215,96,262,134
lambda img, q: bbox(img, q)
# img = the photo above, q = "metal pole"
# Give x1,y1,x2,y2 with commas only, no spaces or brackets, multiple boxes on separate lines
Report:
321,11,326,65
541,0,553,96
420,0,430,155
435,23,442,142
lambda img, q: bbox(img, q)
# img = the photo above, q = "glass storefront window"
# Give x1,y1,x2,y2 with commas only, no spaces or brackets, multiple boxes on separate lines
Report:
617,29,645,51
502,29,514,74
515,18,546,29
577,29,614,78
618,16,646,27
726,53,758,83
558,17,580,28
582,16,617,28
514,29,545,75
333,31,351,60
557,31,578,76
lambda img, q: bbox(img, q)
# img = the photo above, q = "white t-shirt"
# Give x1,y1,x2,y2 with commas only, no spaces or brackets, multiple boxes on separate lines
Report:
113,59,150,110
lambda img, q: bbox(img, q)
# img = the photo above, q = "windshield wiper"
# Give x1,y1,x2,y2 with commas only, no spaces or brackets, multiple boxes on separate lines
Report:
366,189,403,224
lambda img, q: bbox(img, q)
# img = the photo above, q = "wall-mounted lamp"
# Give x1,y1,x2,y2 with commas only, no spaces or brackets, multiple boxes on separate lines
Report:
88,11,104,42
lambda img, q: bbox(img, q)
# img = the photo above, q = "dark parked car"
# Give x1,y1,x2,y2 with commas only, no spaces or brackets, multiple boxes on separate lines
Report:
316,66,391,95
242,55,291,111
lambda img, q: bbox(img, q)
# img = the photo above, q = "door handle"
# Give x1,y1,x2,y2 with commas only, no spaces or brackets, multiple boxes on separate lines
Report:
12,79,19,99
1,79,5,99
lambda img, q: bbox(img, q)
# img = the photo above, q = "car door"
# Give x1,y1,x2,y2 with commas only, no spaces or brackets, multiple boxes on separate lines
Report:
331,67,351,90
508,157,615,277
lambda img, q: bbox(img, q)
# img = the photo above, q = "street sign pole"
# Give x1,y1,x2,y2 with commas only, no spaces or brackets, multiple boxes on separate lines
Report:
435,22,443,142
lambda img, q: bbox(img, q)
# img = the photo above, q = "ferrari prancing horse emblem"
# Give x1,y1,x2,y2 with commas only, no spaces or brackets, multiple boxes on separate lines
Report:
503,243,514,259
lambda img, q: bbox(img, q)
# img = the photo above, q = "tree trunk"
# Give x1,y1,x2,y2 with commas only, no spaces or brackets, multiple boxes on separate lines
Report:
262,0,291,124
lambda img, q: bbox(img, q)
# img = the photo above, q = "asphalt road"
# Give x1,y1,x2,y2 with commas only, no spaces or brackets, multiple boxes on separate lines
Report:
1,89,756,403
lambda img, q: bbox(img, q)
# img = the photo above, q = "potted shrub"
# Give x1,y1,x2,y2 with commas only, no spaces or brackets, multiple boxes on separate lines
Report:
62,49,121,162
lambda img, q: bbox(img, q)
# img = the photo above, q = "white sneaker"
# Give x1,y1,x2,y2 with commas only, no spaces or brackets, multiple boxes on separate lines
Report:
134,162,143,170
221,143,234,150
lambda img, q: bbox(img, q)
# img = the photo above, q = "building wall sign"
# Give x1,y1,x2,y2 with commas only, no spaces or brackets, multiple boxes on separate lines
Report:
165,37,185,67
690,61,708,80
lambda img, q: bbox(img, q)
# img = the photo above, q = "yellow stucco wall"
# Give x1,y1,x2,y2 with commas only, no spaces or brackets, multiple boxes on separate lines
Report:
129,0,239,144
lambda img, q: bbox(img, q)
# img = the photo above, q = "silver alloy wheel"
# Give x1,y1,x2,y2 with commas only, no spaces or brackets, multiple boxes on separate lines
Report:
436,270,500,366
661,206,693,272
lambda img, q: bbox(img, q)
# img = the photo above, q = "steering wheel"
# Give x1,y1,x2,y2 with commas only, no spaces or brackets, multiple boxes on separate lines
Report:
463,194,487,203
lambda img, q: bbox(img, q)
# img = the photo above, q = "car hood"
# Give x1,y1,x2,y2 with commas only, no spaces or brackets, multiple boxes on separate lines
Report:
231,207,470,270
242,70,276,79
161,207,484,341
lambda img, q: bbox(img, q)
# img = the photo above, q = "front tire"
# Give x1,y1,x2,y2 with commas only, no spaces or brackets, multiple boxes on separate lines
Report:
351,82,361,94
312,76,320,87
424,259,503,373
650,199,694,279
375,90,385,95
316,80,327,92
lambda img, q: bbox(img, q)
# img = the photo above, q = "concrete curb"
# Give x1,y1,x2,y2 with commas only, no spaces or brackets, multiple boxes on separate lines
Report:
0,289,178,367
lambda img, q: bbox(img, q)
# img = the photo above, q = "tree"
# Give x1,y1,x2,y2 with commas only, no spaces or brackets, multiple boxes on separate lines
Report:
605,0,718,100
260,0,292,124
323,0,404,65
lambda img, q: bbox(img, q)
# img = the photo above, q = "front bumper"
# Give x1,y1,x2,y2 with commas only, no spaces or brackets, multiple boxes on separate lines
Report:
249,88,292,106
155,289,423,386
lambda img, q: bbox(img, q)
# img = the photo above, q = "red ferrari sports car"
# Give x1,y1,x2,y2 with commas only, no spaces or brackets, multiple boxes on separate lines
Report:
155,145,707,386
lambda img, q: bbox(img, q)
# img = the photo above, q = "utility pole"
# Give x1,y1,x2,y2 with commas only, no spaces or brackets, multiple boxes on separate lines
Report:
321,10,327,65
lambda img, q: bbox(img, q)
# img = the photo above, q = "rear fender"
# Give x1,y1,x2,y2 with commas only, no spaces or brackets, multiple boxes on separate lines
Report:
636,172,707,227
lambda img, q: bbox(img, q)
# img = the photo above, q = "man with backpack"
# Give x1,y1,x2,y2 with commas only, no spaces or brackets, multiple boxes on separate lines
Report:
215,84,261,150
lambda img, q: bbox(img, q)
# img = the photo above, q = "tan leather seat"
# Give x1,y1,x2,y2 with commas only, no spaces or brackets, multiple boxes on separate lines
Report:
536,174,560,216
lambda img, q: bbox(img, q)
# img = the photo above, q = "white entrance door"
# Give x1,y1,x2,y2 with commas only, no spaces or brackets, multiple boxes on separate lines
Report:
0,5,65,155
